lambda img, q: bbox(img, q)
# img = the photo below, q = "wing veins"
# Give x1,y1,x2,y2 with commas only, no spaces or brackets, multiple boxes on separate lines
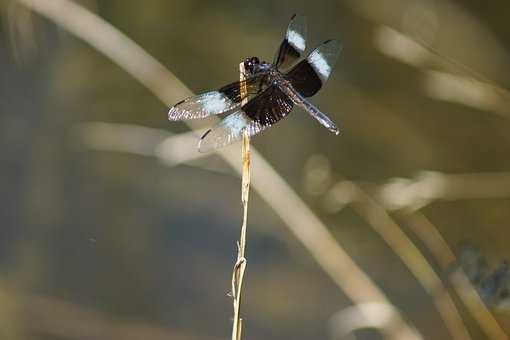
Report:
198,85,294,152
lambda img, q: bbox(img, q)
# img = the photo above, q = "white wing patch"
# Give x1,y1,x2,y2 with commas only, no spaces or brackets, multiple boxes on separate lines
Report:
168,91,236,121
287,30,306,52
308,50,331,81
198,111,266,152
203,92,230,114
223,110,251,134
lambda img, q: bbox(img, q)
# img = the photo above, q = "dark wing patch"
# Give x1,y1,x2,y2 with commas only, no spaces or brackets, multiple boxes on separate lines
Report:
285,59,322,98
274,14,307,70
285,39,341,97
198,86,294,152
243,85,294,126
168,75,265,120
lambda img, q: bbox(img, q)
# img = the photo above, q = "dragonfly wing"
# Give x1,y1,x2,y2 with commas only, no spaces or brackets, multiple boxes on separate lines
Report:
168,75,264,120
285,39,341,97
274,14,307,70
198,86,294,152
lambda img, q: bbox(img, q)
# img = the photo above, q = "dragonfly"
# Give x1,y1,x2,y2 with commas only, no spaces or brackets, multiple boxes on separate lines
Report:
168,15,341,152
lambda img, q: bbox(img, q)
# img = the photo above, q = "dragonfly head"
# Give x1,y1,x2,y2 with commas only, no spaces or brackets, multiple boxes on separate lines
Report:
243,56,260,75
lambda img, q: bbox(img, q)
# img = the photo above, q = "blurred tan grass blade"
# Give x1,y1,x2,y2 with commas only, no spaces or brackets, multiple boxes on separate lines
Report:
401,212,509,340
349,188,472,340
329,303,404,339
378,171,510,211
327,177,508,339
15,0,422,338
374,25,510,120
322,179,472,339
347,0,510,121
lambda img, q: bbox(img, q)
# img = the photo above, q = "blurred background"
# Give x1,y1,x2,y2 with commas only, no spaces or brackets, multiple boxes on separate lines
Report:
2,0,510,339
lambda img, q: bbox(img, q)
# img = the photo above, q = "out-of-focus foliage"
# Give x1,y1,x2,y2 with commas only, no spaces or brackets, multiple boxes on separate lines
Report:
2,0,510,339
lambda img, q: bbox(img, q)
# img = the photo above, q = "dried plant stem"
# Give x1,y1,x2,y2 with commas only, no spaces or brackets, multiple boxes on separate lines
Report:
231,63,251,340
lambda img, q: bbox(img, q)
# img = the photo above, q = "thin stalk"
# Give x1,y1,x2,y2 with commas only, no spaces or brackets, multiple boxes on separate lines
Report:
231,63,251,340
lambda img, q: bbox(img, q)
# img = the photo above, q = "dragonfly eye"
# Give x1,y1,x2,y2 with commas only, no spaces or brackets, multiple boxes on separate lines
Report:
244,57,258,73
243,58,251,70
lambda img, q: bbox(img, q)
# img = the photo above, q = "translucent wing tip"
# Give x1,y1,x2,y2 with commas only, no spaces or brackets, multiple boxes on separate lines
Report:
168,99,186,121
197,129,214,153
168,91,241,121
287,14,307,47
321,39,342,54
290,13,306,22
197,111,260,152
307,39,342,83
167,107,178,121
